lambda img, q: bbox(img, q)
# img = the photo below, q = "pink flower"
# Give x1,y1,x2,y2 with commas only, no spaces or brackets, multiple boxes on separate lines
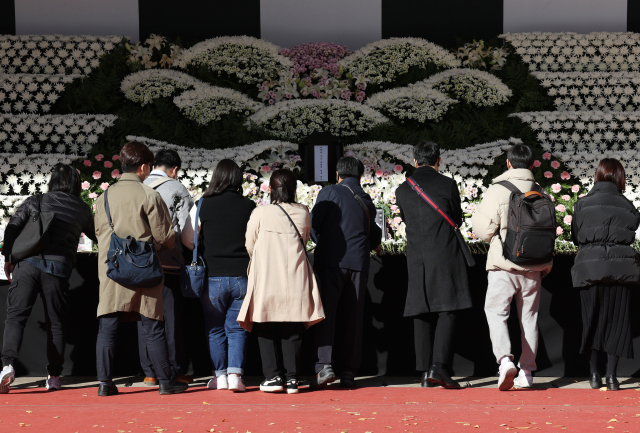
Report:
550,161,560,169
393,217,402,225
542,152,552,160
92,171,101,180
95,154,104,161
560,171,570,180
556,226,564,235
550,195,555,202
544,171,553,178
563,215,573,225
375,169,384,177
390,204,399,213
83,160,91,167
100,182,109,190
260,183,269,192
92,203,97,211
556,204,566,213
571,185,580,193
261,165,271,173
393,164,403,173
551,183,562,193
579,193,586,198
88,192,98,199
112,155,120,161
561,195,570,201
104,161,113,168
111,169,120,179
81,181,90,190
533,160,541,167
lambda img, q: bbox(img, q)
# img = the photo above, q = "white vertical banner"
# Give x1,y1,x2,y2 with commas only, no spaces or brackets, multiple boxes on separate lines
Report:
15,0,139,40
314,145,329,182
260,0,382,49
504,0,628,34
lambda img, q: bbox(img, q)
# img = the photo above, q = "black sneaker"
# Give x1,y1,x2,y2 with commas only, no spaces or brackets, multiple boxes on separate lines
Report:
158,379,188,395
286,379,299,394
310,365,336,389
260,376,284,393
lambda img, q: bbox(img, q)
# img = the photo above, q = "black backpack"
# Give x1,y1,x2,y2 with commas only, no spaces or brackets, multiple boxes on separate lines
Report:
497,181,556,265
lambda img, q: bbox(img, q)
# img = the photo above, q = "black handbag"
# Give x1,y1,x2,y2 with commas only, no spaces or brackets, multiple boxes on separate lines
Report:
11,194,56,262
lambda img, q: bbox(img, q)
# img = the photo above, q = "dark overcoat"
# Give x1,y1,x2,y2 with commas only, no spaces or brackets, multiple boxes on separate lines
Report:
395,166,472,316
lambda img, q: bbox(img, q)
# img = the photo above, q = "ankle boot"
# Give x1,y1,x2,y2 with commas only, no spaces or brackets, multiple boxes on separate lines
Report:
605,375,620,391
589,373,602,389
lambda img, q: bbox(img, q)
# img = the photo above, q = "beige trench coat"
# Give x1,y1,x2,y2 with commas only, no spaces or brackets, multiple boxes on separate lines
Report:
94,173,175,321
237,202,324,331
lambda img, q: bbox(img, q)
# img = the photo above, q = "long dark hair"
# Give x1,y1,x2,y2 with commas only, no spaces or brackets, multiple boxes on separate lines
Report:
48,163,81,197
202,159,243,198
270,169,297,204
595,158,626,191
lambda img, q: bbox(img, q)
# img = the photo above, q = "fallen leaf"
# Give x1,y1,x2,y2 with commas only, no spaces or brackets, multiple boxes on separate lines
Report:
609,419,618,423
268,423,274,425
600,387,608,391
203,402,210,405
405,402,418,405
26,411,32,413
54,417,59,419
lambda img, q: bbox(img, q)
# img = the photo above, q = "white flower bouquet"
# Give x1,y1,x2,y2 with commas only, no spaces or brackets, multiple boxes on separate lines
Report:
174,85,263,125
0,73,83,113
422,69,512,107
365,84,456,123
121,69,204,106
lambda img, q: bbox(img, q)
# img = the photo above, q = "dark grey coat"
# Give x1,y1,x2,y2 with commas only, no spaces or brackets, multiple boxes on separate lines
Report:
396,166,472,316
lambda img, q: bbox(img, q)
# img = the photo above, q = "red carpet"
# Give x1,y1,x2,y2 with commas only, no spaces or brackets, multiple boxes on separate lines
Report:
1,386,640,432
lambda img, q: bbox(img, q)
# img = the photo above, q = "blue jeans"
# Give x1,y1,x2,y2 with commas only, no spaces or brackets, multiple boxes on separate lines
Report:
201,276,249,376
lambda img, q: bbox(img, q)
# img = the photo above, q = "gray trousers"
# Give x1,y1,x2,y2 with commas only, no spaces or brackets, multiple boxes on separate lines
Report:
484,270,542,371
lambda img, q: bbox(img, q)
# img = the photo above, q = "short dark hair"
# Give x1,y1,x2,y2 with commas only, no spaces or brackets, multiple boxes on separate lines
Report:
270,169,297,204
414,141,440,166
120,141,155,173
595,158,626,191
337,156,364,179
154,149,182,170
507,144,535,169
202,159,243,198
48,163,81,197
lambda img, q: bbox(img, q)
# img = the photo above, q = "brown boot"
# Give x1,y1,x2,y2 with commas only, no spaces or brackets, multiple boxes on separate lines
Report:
143,377,158,386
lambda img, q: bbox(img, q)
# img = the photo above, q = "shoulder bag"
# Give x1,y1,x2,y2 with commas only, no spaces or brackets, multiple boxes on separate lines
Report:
341,184,371,235
179,199,207,298
11,194,56,262
275,204,311,263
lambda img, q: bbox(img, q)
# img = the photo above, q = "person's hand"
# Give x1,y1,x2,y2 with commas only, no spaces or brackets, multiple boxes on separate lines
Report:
4,262,14,283
373,245,383,254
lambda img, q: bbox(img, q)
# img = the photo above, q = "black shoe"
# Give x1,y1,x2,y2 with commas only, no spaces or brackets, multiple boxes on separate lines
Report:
310,365,336,389
427,365,461,389
421,372,436,387
286,379,299,394
260,376,284,393
340,372,356,388
97,383,118,396
606,375,620,391
589,373,602,389
158,379,188,395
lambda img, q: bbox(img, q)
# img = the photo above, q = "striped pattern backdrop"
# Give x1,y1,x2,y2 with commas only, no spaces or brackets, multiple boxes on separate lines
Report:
0,0,639,48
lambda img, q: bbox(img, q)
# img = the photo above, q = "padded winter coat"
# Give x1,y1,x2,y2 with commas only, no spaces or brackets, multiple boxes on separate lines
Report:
571,181,640,288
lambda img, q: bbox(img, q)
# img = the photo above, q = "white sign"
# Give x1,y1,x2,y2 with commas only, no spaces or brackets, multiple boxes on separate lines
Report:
314,145,329,183
77,233,93,253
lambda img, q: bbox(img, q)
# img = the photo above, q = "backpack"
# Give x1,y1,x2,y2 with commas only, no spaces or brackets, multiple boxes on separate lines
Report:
496,181,556,265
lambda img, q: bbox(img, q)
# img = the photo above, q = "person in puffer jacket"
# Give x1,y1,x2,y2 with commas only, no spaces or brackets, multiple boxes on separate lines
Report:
0,164,96,393
571,158,640,391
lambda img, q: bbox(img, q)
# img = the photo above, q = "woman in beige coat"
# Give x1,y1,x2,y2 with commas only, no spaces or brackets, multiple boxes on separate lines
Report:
238,169,324,394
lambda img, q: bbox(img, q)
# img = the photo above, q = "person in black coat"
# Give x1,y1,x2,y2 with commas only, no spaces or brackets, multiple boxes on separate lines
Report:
1,163,96,393
571,158,640,391
395,141,472,389
310,156,382,388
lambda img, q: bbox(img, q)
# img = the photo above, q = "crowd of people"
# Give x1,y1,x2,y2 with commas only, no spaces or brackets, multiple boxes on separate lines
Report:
0,140,638,395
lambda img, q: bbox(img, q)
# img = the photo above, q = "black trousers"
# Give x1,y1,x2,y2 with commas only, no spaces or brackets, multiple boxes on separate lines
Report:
137,274,187,378
2,262,69,376
414,311,458,372
313,267,367,374
96,312,172,383
253,322,305,380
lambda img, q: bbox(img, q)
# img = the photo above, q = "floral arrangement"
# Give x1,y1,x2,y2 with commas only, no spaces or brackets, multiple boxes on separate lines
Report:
175,36,293,85
510,110,640,153
338,38,460,85
279,42,353,78
364,84,456,123
121,69,204,106
174,84,264,125
0,34,123,75
456,40,510,71
531,71,640,111
422,69,512,107
0,114,118,155
0,153,78,195
501,32,640,72
1,74,83,113
246,99,389,140
0,195,28,229
126,34,181,70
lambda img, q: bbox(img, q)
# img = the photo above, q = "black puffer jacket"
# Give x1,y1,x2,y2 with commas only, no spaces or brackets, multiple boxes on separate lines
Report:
3,191,96,268
571,181,640,287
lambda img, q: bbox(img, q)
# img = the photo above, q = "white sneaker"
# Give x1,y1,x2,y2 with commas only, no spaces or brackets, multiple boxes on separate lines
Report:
498,361,517,391
514,370,533,388
207,375,228,390
228,374,246,392
46,376,61,391
0,365,15,394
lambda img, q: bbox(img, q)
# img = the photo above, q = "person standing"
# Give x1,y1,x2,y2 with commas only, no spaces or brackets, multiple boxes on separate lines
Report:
471,143,553,391
182,159,255,392
137,149,193,386
310,156,382,388
237,169,324,394
571,158,640,391
0,164,96,393
93,141,187,396
396,141,472,389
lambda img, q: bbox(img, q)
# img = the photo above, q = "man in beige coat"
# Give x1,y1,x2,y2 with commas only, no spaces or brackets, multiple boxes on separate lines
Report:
93,141,187,397
471,144,553,391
